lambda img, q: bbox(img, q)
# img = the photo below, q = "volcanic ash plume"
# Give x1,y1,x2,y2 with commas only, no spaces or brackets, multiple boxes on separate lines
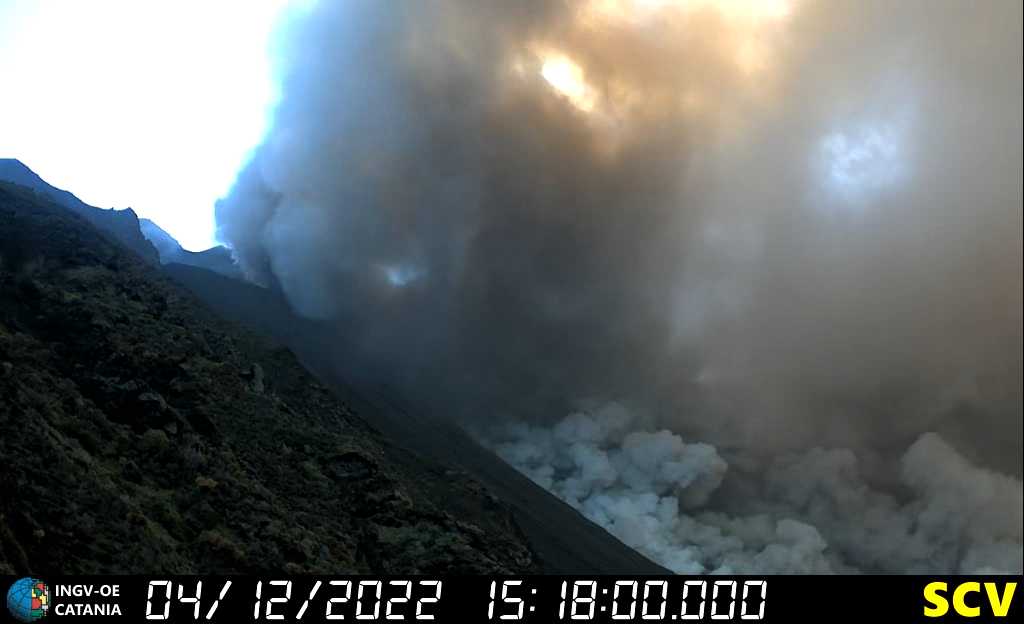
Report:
215,0,1023,572
481,403,1023,573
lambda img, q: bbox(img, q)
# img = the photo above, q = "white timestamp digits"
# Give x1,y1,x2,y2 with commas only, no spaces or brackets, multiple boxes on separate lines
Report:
681,580,767,620
316,579,442,621
145,580,232,621
552,579,766,621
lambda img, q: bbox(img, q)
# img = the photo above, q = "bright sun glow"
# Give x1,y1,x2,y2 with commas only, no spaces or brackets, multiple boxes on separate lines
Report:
0,0,292,250
541,0,794,116
541,55,597,113
584,0,792,24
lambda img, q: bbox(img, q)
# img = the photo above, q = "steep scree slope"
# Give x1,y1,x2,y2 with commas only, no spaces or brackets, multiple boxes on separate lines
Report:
0,182,537,575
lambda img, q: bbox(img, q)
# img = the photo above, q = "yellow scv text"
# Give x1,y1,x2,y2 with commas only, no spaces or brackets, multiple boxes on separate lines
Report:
923,582,1017,618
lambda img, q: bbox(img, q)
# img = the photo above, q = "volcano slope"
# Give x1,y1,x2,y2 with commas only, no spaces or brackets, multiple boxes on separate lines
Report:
164,262,669,575
0,181,540,574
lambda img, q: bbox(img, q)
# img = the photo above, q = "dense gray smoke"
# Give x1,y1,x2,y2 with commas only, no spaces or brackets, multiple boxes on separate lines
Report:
216,0,1022,571
480,403,1022,573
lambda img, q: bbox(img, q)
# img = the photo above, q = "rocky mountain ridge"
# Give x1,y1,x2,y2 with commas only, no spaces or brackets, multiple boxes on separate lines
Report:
0,162,666,574
0,181,537,574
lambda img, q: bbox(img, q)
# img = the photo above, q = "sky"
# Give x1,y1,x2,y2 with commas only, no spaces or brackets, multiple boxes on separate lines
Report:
0,0,913,252
0,0,291,250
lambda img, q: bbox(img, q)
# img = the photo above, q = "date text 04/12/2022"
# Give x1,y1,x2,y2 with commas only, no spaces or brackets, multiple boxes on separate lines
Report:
142,578,767,622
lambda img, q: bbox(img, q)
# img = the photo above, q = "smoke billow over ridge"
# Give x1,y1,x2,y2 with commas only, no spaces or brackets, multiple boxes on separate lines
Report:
216,0,1022,572
480,402,1022,573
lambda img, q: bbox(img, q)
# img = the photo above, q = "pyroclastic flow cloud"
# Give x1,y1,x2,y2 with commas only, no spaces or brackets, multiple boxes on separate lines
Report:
216,0,1022,572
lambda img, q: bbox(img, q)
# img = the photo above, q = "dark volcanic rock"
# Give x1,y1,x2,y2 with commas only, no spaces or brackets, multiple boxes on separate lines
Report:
164,262,669,575
0,159,160,265
139,217,242,279
0,182,538,575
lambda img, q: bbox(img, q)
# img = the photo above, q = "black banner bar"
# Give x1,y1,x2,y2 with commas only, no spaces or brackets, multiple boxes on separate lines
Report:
3,575,1020,623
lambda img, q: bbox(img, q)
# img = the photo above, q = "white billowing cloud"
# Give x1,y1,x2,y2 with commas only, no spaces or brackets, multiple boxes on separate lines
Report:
483,403,1023,574
204,0,1019,573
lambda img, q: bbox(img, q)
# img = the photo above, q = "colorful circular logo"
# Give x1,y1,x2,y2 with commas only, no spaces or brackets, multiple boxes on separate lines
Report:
6,577,50,622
